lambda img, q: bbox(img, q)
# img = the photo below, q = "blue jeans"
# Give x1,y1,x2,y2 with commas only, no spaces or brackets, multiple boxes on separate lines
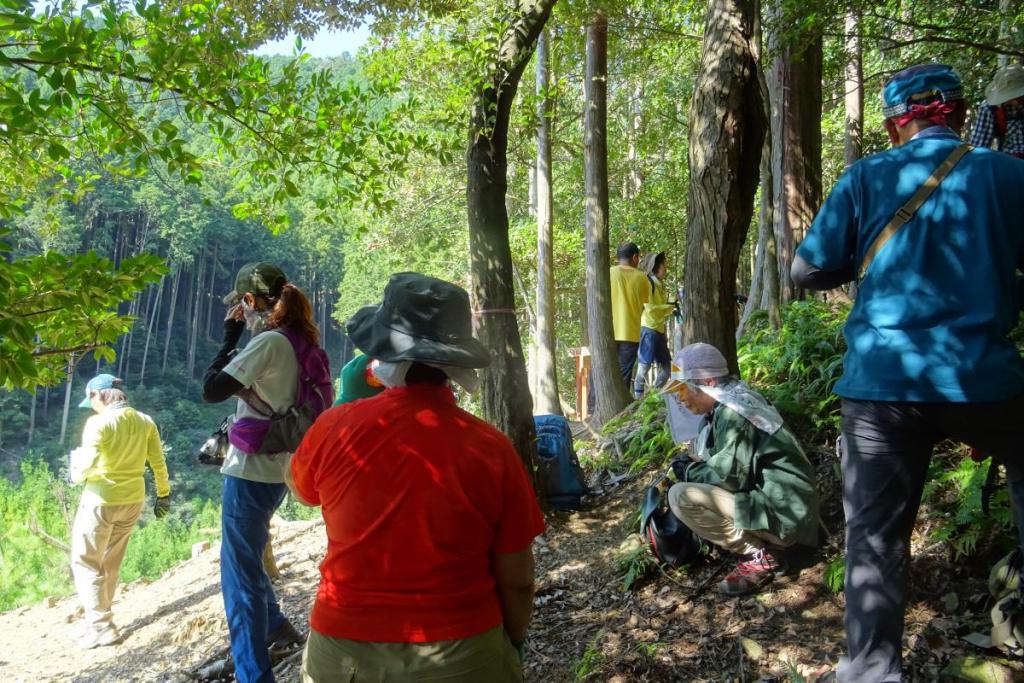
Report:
222,475,288,683
837,396,1024,683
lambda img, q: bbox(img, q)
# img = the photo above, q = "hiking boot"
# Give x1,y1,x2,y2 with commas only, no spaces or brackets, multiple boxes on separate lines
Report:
79,626,122,649
267,619,305,657
718,549,782,597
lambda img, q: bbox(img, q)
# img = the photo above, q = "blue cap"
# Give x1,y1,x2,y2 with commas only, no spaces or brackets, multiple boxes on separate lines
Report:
882,64,963,118
79,374,119,408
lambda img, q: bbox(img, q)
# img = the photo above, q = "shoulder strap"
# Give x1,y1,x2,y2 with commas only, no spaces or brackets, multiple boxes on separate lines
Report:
858,143,972,281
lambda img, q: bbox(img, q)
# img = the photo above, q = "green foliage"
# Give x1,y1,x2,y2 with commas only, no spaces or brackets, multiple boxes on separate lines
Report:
738,300,849,440
601,393,680,475
617,535,656,591
0,231,166,389
574,629,606,681
922,454,1012,561
824,554,845,594
0,0,418,223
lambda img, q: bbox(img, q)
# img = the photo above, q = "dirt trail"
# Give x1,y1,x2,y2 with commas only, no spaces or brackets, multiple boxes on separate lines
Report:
3,474,1022,682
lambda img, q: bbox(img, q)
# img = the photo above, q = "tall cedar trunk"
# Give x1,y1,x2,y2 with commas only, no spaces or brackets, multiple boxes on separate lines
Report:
628,83,644,199
59,355,75,446
766,5,822,303
585,10,630,423
534,28,561,416
466,0,555,476
117,293,139,377
683,0,766,374
140,273,165,386
844,9,863,168
27,389,36,445
161,265,181,377
187,250,206,377
205,244,219,341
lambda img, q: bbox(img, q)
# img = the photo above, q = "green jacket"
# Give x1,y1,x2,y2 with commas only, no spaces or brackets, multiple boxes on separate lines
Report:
685,404,819,547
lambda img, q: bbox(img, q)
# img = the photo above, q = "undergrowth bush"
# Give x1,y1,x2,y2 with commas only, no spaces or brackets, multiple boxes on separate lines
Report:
598,392,679,475
921,451,1012,560
738,300,849,442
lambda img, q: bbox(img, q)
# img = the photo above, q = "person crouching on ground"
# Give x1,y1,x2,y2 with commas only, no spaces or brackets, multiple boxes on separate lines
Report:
69,374,170,649
665,343,819,596
287,272,546,683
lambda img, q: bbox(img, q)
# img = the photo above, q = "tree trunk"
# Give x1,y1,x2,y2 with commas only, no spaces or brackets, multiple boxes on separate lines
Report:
140,273,165,386
59,355,76,446
27,389,36,445
844,8,864,168
534,28,561,417
584,10,630,423
628,82,644,199
205,243,219,341
766,3,822,303
466,0,555,476
161,264,182,376
187,250,206,378
683,0,766,374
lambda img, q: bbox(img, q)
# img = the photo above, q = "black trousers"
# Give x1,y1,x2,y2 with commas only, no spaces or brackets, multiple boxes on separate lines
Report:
838,395,1024,683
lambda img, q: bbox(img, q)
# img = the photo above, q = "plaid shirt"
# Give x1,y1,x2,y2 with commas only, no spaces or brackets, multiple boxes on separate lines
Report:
968,101,1024,155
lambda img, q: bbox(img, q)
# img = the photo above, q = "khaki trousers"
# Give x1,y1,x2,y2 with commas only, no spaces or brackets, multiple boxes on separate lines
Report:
668,482,785,556
70,499,142,633
301,625,522,683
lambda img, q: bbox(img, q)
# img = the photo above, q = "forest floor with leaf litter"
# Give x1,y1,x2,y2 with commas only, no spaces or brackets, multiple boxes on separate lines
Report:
1,442,1022,682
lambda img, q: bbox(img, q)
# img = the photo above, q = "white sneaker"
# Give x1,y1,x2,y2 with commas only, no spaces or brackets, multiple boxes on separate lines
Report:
79,626,122,649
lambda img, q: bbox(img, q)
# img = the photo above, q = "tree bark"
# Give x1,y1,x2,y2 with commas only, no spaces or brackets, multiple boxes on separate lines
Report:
584,9,631,423
534,28,561,417
683,0,766,374
205,243,219,341
27,389,36,445
140,273,165,386
844,8,864,168
161,264,182,376
187,250,206,378
466,0,556,477
766,3,822,303
59,355,75,446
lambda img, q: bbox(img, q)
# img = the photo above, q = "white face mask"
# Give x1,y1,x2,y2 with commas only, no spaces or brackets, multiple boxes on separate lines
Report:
242,300,269,333
372,361,412,388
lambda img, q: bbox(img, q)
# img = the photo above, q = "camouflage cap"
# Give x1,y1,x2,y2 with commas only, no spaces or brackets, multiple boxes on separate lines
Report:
222,262,287,305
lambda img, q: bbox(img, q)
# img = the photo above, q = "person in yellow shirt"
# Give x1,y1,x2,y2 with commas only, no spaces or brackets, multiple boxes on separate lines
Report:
634,251,676,399
609,242,650,386
68,373,170,649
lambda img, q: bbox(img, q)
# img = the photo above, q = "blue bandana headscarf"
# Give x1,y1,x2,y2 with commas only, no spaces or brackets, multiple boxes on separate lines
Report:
882,64,963,119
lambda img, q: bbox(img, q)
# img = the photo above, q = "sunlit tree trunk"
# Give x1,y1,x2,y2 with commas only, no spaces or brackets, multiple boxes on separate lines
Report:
59,355,75,446
161,264,181,376
766,2,822,303
584,9,630,423
534,28,561,417
466,0,556,478
844,8,863,168
683,0,766,374
140,273,166,386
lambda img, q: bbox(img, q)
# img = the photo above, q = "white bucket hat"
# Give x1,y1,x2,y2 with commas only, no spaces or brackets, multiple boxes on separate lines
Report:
661,343,729,394
986,65,1024,106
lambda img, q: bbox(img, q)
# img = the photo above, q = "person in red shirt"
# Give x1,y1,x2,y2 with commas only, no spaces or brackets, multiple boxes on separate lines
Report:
287,272,545,683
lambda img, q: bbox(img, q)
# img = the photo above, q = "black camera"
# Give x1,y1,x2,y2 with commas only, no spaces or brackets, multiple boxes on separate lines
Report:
198,415,234,466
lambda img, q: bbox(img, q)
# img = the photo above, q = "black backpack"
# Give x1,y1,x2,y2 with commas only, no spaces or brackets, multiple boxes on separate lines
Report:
640,478,702,567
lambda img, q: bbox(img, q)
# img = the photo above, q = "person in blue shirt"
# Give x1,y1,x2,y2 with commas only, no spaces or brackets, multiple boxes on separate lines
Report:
793,63,1024,683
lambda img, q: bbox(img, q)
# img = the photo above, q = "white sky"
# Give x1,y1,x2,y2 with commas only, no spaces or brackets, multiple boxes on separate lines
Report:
253,27,371,59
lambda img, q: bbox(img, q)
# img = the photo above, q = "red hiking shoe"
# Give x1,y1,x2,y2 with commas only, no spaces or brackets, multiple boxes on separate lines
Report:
718,549,782,596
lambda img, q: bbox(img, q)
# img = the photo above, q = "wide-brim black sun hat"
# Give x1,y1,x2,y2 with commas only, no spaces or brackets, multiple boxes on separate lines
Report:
346,272,491,369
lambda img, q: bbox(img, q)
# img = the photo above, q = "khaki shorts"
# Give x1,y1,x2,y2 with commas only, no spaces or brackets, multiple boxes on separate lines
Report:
301,625,522,683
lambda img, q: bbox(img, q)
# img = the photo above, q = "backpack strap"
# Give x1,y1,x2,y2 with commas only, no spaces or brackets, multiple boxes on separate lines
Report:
858,143,972,281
